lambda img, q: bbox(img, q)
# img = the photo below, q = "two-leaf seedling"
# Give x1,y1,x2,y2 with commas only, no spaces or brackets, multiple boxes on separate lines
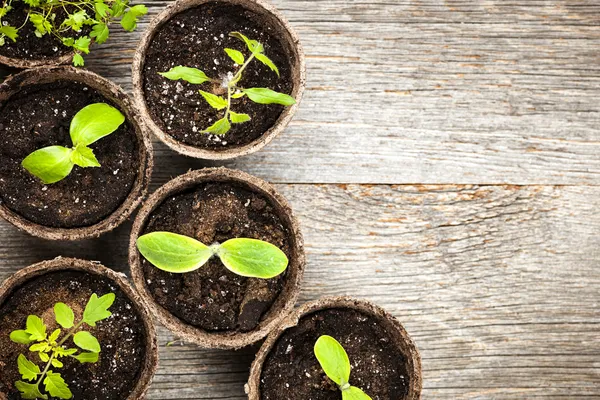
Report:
136,232,288,279
0,0,147,66
314,335,373,400
9,292,115,400
22,103,125,184
159,31,295,135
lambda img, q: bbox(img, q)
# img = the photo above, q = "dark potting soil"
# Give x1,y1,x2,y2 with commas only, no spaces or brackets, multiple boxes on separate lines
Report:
260,309,411,400
142,2,294,150
0,271,147,400
0,2,71,61
0,80,140,229
140,181,291,332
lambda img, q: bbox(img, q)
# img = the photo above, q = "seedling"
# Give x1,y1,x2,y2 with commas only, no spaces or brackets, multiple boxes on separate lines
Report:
314,335,373,400
136,232,288,279
9,292,115,400
159,31,295,135
0,0,147,66
22,103,125,184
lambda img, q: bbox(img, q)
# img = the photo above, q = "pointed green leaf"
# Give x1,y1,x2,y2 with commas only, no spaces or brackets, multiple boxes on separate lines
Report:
25,315,47,341
15,381,48,400
217,238,288,279
17,354,40,381
159,66,211,84
74,331,100,353
224,48,244,65
83,293,115,326
90,23,109,44
204,117,231,135
73,352,99,363
54,303,75,329
73,53,85,67
29,342,50,353
120,4,147,31
95,2,110,17
49,329,61,343
198,90,228,110
231,91,245,99
10,330,33,345
137,232,215,273
0,25,18,42
255,53,280,76
243,88,296,106
71,145,100,168
229,111,251,124
342,386,373,400
55,348,78,357
70,103,125,147
22,146,74,184
230,31,263,53
314,335,351,386
44,371,72,399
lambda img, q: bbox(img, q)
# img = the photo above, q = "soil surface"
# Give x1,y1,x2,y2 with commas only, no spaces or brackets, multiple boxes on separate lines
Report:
0,2,71,61
0,271,147,400
260,309,411,400
0,80,140,228
140,181,291,332
142,2,293,150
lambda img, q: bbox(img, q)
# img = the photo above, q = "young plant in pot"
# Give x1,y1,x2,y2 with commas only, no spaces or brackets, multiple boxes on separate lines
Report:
129,168,305,349
132,0,306,160
246,297,422,400
0,257,158,399
0,0,148,68
0,66,153,241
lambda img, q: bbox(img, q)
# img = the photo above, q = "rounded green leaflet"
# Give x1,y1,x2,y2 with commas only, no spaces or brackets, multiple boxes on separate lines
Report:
342,386,373,400
217,238,288,279
314,335,351,386
70,103,125,147
22,146,74,184
10,330,33,345
73,331,101,353
137,232,215,273
54,302,75,329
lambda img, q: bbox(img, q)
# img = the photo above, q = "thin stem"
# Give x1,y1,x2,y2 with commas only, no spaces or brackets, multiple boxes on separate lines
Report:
35,351,56,386
57,320,84,347
224,85,233,120
230,52,256,87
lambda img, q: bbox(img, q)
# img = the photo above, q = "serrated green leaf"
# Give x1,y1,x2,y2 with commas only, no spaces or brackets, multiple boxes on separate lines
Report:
243,88,296,106
230,31,263,53
62,10,88,31
29,13,51,36
342,386,373,400
73,36,91,54
120,4,147,31
44,371,72,399
83,293,115,326
55,348,77,357
95,2,110,18
199,90,228,110
255,53,280,76
51,358,64,368
73,352,99,363
54,303,75,329
229,111,251,124
17,354,40,381
29,342,50,353
70,103,125,147
22,146,74,184
15,381,47,400
90,23,109,44
314,335,351,386
224,48,244,65
159,66,212,84
217,238,288,278
10,330,33,345
71,145,101,168
49,329,61,343
25,315,47,341
73,331,101,353
73,53,84,67
0,25,18,42
137,232,215,273
204,117,231,135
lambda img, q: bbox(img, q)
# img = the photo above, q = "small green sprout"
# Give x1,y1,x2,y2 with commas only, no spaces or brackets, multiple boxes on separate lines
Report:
136,232,288,279
314,335,373,400
9,293,115,400
0,0,147,66
21,103,125,184
159,31,296,136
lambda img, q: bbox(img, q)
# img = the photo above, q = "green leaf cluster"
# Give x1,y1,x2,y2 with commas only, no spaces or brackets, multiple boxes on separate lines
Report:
136,232,289,279
0,0,147,65
159,31,295,136
21,103,125,184
9,293,115,399
314,336,373,400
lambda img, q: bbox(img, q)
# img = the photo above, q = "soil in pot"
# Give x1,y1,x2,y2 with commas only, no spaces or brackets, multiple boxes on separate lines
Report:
142,1,293,150
260,308,411,400
0,80,140,228
140,181,292,332
0,270,147,400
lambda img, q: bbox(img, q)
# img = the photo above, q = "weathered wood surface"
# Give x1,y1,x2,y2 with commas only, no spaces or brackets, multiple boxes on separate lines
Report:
1,0,600,399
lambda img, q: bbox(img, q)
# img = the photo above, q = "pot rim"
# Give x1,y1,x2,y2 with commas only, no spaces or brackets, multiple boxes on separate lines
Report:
0,52,72,70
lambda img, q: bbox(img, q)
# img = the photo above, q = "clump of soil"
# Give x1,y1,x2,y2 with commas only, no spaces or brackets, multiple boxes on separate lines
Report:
0,80,140,229
260,309,411,400
142,2,293,150
0,271,147,400
0,2,71,61
140,181,291,332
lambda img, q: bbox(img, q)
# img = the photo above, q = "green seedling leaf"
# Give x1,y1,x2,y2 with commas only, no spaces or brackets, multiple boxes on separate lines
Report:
62,10,88,32
243,88,296,106
73,331,101,353
137,232,214,273
342,386,373,400
51,358,64,368
29,342,50,353
159,66,212,84
49,329,61,343
73,352,99,363
55,348,77,357
71,145,100,168
30,14,51,36
54,303,75,329
15,381,48,400
95,2,110,18
229,111,251,124
73,53,85,67
217,238,288,279
73,36,91,54
314,335,351,386
83,293,115,326
25,315,47,341
231,91,245,99
70,103,125,147
10,330,33,345
121,4,148,31
204,117,231,135
22,146,74,184
0,25,18,42
198,90,228,110
39,352,49,362
230,31,263,53
90,23,109,44
225,48,244,65
255,53,279,76
44,371,72,399
17,354,40,381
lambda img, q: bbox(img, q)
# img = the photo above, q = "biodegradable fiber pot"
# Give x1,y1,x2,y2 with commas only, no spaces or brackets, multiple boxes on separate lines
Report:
129,167,305,349
132,0,306,160
246,297,423,400
0,257,158,400
0,66,153,241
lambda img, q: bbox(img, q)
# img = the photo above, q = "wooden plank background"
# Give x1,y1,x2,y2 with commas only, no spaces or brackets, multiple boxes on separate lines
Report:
1,0,600,399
